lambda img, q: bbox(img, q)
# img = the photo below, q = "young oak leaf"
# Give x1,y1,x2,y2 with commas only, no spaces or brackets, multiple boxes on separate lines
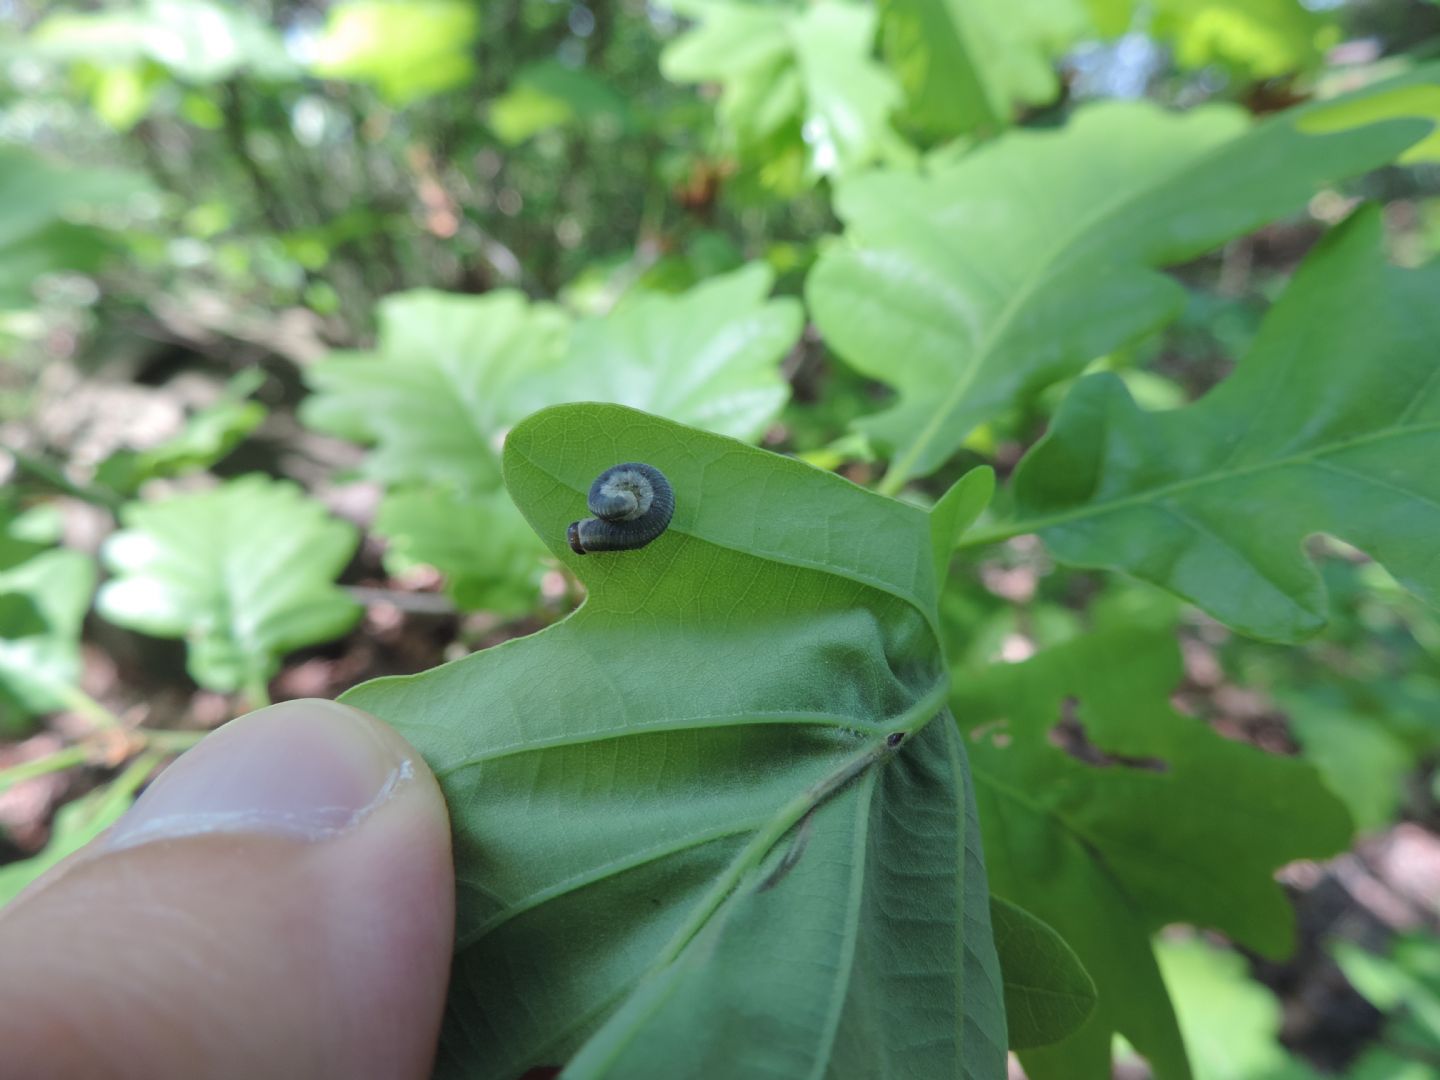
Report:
1008,208,1440,642
952,618,1351,1079
97,476,360,697
343,403,1007,1079
807,65,1440,490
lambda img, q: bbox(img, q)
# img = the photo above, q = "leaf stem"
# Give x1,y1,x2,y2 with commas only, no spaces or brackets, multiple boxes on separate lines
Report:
244,677,272,711
646,680,951,974
0,746,91,792
56,686,126,731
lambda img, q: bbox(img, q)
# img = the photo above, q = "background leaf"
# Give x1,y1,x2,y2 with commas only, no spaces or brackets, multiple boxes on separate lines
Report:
880,0,1090,136
951,609,1352,1078
97,476,360,695
1008,210,1440,642
309,0,479,104
661,0,905,184
0,548,95,732
990,895,1097,1050
344,403,1007,1079
807,70,1439,489
1155,936,1320,1080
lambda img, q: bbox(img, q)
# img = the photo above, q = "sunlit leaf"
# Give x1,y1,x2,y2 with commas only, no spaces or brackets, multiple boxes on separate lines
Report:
32,0,296,84
1090,0,1335,78
952,611,1351,1078
344,403,1007,1078
97,476,360,696
310,0,479,104
1156,937,1319,1080
807,70,1440,489
661,0,905,184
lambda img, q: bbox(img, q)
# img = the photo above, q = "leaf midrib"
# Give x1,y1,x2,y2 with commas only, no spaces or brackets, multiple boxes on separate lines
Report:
876,115,1242,492
965,416,1440,550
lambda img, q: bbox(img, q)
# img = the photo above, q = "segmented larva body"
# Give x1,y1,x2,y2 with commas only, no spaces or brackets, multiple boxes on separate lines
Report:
567,463,675,555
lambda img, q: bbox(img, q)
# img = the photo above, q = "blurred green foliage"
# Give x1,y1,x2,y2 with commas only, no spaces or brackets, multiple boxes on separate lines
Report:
2,0,1440,1075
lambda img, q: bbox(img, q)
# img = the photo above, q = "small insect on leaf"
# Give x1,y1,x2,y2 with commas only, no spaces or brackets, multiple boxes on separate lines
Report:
566,462,676,554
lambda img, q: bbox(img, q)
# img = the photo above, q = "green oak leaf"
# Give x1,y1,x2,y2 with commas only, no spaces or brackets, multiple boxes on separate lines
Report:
0,549,95,731
563,264,803,442
990,896,1097,1050
951,615,1351,1079
1005,209,1440,642
343,403,1007,1079
97,476,360,697
806,69,1440,491
301,289,570,493
661,0,905,183
881,0,1090,136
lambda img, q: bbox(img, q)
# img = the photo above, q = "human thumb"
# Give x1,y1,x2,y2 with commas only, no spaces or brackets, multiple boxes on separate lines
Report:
0,699,455,1080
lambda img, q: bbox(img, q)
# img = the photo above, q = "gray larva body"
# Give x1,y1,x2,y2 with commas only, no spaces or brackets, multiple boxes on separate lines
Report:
567,463,675,555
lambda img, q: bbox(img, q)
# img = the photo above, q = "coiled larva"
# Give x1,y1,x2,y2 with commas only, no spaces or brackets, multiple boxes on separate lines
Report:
566,463,675,555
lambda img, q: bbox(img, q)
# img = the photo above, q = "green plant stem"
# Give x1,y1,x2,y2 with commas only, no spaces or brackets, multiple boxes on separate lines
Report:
0,745,90,792
955,518,1041,550
56,686,125,731
245,678,272,711
6,449,123,512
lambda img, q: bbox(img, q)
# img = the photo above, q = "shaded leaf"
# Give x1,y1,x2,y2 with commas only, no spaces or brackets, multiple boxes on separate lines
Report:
0,146,147,307
807,71,1439,489
991,895,1096,1050
489,62,632,145
97,476,360,695
952,613,1351,1078
1008,210,1440,642
344,403,1007,1079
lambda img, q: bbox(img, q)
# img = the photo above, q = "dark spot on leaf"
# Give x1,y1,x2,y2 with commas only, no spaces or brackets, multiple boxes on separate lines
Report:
1050,696,1169,772
886,731,905,748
